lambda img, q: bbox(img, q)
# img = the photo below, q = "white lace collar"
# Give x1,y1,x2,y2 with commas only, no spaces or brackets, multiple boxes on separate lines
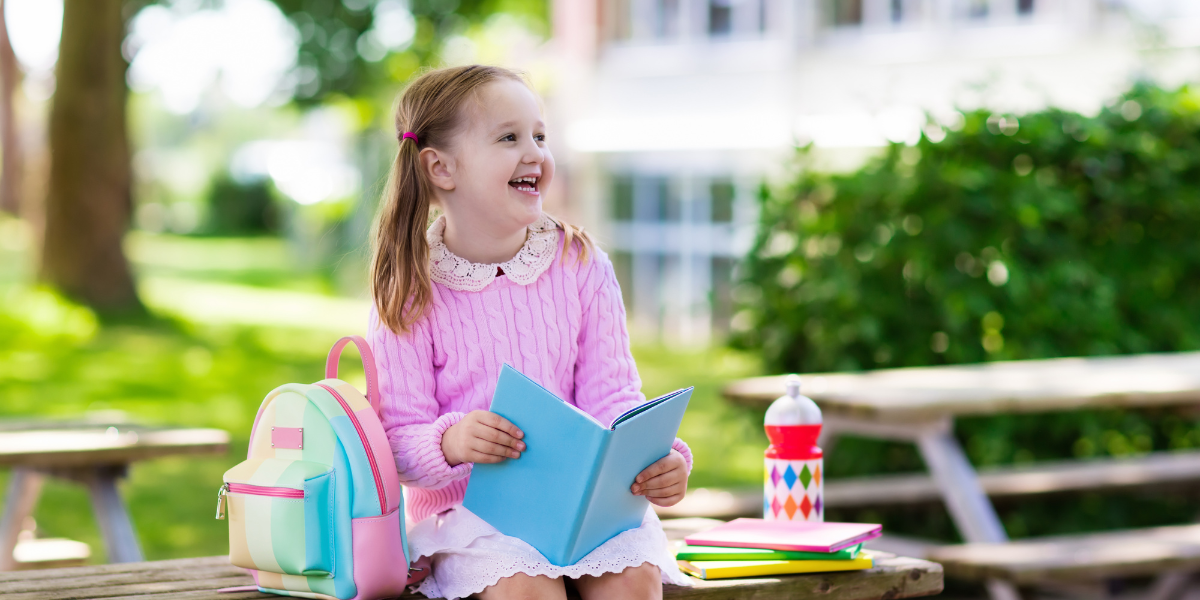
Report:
427,213,560,292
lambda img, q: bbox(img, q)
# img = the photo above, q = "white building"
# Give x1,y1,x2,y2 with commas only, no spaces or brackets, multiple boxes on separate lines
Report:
547,0,1200,344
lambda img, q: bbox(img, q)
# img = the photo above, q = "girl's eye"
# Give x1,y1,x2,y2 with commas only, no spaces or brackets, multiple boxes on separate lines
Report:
535,134,546,142
501,134,516,142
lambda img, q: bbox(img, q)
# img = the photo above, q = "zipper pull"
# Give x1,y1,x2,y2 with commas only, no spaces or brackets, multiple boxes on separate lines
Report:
215,483,229,520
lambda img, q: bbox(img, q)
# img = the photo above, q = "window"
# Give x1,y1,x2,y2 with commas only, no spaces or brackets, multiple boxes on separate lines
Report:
612,176,634,221
891,0,903,22
709,0,733,36
711,257,736,335
612,250,634,309
831,0,862,26
658,178,682,222
655,0,682,39
967,0,988,19
1018,0,1034,14
711,179,735,223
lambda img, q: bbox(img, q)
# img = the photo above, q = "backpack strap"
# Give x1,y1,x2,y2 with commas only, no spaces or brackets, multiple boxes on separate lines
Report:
325,335,381,414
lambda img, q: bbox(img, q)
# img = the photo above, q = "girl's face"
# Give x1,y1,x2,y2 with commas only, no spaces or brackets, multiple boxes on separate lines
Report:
438,79,554,237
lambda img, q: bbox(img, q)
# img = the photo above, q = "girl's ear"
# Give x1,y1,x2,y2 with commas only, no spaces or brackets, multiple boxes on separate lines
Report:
420,147,456,192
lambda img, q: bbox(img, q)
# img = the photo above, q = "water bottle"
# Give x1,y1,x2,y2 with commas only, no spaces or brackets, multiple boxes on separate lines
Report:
764,375,823,521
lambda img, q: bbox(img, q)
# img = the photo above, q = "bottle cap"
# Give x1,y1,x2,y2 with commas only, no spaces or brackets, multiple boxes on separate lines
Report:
765,374,822,425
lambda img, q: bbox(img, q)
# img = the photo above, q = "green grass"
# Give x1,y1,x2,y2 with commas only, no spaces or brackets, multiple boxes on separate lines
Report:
0,229,766,562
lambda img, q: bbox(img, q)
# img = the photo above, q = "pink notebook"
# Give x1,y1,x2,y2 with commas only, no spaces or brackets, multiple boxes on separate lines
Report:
685,519,882,553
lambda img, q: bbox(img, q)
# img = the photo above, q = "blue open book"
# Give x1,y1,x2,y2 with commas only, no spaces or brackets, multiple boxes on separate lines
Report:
463,364,693,566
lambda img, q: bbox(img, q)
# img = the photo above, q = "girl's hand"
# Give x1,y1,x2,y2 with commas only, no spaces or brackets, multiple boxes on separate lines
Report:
441,410,526,466
630,449,687,507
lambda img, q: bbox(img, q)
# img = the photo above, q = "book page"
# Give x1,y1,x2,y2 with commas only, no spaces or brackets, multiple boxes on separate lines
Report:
608,388,691,429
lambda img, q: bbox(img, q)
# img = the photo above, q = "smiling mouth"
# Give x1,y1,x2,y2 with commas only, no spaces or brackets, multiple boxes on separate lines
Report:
509,176,539,194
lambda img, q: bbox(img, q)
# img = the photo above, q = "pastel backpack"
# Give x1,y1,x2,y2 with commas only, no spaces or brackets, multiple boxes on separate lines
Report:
217,336,415,600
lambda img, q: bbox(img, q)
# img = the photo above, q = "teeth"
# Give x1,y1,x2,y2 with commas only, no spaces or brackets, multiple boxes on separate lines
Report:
510,176,537,184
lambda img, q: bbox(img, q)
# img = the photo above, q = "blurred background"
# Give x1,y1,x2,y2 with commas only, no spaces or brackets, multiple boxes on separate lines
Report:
3,0,1200,591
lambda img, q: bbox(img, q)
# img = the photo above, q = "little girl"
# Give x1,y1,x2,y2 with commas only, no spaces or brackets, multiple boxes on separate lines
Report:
366,65,694,600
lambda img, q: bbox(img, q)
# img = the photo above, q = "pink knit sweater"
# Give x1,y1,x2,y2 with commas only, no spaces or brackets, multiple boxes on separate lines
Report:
368,226,692,524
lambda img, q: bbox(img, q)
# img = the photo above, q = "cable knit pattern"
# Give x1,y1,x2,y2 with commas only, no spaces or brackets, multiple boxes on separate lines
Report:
369,219,693,526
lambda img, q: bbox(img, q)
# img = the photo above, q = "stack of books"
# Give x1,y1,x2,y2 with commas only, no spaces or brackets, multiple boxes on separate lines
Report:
675,518,882,580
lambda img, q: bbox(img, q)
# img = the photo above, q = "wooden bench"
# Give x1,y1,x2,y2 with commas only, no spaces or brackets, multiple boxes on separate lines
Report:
0,554,943,600
0,418,230,570
656,449,1200,520
722,352,1200,600
929,524,1200,584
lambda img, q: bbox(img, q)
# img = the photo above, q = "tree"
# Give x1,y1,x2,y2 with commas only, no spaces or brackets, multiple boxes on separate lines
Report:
0,0,23,217
36,0,546,314
40,0,141,314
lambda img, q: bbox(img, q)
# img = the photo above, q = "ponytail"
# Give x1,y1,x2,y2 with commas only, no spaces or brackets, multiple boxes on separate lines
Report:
370,135,430,335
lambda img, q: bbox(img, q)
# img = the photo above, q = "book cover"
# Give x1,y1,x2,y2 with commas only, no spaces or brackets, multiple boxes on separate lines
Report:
674,543,861,562
676,552,875,580
463,364,692,566
684,519,882,553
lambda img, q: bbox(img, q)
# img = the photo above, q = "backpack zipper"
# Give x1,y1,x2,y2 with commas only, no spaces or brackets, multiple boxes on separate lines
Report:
216,482,306,520
316,383,386,514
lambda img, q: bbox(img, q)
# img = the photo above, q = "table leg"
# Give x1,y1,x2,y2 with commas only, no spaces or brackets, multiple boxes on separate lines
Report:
915,429,1008,544
916,429,1020,600
0,469,45,571
85,466,144,564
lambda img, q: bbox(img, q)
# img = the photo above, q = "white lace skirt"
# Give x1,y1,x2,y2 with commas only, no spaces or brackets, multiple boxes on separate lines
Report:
407,505,692,599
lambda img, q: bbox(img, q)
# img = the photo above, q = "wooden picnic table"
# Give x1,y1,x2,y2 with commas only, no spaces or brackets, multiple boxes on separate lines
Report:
0,418,230,570
0,553,944,600
723,351,1200,600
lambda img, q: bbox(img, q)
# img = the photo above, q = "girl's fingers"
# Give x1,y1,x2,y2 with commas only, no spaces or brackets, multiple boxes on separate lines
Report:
636,470,681,492
477,424,526,452
473,439,522,460
644,483,685,498
635,459,671,484
479,411,525,440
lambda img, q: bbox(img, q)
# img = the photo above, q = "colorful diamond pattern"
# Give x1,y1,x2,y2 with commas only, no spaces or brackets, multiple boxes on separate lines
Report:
765,458,824,522
783,465,797,489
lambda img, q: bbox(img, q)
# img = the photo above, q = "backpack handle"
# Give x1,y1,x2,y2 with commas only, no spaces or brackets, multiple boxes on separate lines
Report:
325,335,381,414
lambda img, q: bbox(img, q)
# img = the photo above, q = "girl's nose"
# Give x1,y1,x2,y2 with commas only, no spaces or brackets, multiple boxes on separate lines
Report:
521,137,545,164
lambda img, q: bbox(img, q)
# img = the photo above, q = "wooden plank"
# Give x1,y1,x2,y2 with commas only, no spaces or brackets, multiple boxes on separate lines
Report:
0,564,240,593
829,449,1200,507
0,555,943,600
3,575,254,600
0,428,230,469
0,556,235,584
657,448,1200,522
723,351,1200,420
930,524,1200,584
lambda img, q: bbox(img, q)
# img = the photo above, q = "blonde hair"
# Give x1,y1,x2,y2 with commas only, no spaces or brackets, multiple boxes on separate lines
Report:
370,65,594,334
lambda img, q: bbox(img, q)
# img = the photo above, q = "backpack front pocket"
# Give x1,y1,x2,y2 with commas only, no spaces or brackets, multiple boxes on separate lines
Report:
220,458,335,578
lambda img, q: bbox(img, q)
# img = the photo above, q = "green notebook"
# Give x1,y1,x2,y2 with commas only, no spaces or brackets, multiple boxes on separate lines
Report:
674,543,861,562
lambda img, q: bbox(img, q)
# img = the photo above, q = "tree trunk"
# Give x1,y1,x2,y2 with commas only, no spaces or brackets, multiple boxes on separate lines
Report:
41,0,142,314
0,0,23,216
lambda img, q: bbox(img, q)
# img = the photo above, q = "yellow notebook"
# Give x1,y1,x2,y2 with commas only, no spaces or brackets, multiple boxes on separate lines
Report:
677,551,874,580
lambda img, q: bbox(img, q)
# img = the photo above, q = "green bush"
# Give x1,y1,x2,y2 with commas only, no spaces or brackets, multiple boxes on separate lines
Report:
203,172,280,235
735,82,1200,373
732,82,1200,541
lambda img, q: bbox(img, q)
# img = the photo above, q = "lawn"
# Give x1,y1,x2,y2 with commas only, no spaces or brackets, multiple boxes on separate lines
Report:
0,228,767,562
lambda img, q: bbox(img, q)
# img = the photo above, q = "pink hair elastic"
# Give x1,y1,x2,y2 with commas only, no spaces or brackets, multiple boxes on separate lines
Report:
401,132,418,144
